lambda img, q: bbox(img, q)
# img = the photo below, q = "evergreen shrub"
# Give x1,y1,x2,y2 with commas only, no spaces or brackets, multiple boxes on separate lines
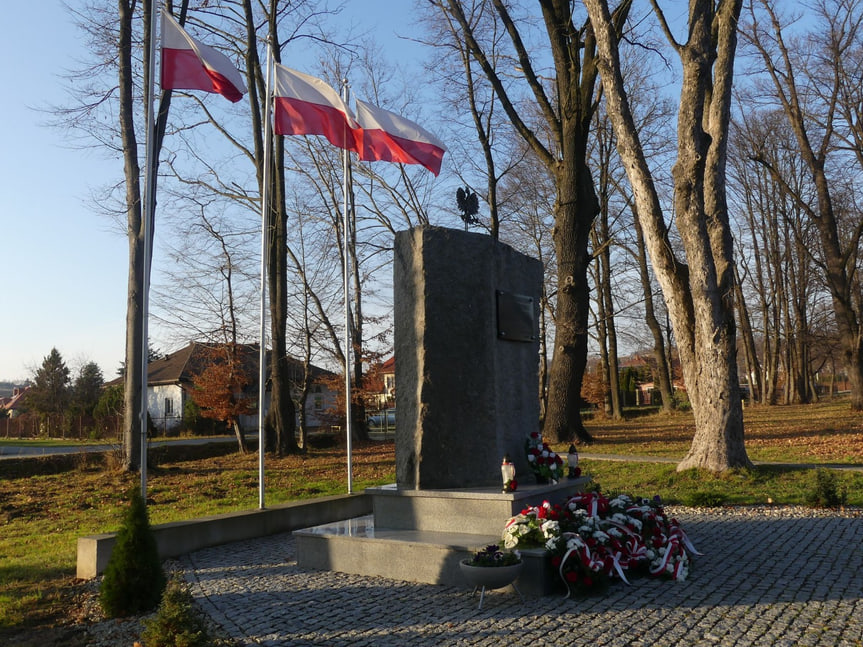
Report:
99,486,165,617
141,574,211,647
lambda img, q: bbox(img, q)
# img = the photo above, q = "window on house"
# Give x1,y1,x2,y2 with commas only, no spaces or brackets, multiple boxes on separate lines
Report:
165,398,173,416
314,395,323,410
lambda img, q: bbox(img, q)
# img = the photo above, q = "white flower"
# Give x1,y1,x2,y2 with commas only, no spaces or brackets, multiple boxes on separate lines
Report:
541,519,560,538
527,454,536,463
592,530,610,542
566,536,584,550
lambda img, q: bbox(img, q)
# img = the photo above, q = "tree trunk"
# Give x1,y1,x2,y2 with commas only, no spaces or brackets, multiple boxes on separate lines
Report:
538,281,550,423
233,420,247,454
243,0,297,455
118,0,143,472
733,264,761,404
542,164,596,444
594,212,622,419
347,176,369,444
585,0,752,472
633,212,674,412
265,163,298,455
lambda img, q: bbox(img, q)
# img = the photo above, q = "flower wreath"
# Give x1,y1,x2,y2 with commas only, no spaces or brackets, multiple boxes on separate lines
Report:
503,492,701,596
525,432,565,483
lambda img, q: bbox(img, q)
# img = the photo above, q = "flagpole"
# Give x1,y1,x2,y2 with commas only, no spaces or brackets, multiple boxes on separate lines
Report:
258,42,274,510
140,0,161,501
342,79,354,495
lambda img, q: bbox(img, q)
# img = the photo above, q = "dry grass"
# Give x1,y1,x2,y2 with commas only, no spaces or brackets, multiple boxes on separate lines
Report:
581,398,863,464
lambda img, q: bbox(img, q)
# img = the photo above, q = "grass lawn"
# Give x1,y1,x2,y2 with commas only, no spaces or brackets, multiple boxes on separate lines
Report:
1,398,861,641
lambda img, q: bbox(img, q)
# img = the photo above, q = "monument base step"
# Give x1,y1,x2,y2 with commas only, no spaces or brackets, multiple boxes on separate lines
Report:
368,477,591,535
295,515,561,596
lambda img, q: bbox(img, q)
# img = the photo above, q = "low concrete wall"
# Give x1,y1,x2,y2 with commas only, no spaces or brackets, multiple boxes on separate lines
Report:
77,493,371,579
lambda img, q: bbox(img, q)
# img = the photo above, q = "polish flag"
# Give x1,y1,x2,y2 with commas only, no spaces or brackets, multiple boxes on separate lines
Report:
160,10,246,103
355,100,446,176
273,64,360,152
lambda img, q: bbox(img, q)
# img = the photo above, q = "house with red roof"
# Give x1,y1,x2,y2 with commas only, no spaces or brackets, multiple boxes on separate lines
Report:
0,386,30,419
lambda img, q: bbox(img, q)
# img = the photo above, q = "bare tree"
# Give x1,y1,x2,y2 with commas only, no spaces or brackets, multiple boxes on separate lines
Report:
585,0,753,471
497,145,558,419
741,0,863,411
433,0,632,444
423,2,516,240
590,112,624,419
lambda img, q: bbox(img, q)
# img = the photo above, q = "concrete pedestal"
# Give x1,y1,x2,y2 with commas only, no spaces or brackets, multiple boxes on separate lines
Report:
296,478,588,596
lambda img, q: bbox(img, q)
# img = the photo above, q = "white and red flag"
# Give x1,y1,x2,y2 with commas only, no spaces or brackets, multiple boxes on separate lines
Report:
355,99,446,176
273,64,360,152
160,10,246,103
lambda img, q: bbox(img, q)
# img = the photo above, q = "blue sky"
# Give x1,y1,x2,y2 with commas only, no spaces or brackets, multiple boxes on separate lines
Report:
1,1,126,382
0,1,422,383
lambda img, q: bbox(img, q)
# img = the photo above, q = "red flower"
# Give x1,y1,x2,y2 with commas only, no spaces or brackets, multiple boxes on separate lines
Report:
565,571,579,583
551,556,562,568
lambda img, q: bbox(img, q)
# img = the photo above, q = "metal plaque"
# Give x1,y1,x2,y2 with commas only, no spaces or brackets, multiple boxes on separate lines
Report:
496,290,536,342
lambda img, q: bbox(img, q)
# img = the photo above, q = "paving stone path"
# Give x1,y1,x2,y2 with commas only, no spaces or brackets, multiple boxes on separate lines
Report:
181,507,863,646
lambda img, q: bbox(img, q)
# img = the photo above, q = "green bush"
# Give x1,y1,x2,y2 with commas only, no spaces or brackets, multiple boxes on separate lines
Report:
99,486,165,618
141,574,211,647
806,468,848,508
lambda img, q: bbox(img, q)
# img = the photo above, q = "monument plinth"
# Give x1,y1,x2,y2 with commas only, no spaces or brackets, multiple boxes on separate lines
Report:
393,226,543,489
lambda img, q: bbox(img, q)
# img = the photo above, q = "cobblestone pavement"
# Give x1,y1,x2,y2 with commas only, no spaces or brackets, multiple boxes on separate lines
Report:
181,507,863,646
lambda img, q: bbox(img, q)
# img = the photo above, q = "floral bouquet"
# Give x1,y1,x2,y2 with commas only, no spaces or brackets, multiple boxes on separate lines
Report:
525,432,565,483
463,544,521,567
502,500,562,549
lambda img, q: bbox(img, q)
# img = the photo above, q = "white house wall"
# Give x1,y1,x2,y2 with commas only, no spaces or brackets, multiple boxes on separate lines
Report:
146,383,338,434
147,384,184,433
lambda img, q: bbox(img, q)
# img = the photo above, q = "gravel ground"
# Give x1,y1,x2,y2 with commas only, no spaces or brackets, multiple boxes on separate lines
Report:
163,504,863,647
72,505,863,646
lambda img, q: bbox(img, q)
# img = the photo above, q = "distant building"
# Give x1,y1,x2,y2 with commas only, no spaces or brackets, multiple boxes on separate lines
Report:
106,342,337,433
0,386,30,419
